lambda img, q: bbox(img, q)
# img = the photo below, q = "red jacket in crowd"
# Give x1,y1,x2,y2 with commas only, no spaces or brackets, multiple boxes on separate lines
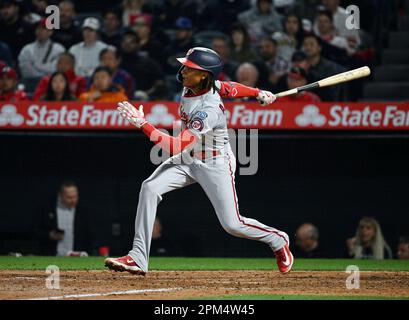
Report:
33,69,87,100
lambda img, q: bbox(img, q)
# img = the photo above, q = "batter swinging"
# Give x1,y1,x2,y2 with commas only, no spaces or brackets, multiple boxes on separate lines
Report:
105,47,294,275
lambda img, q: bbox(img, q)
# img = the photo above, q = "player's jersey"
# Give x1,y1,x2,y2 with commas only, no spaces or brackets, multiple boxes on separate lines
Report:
179,85,230,154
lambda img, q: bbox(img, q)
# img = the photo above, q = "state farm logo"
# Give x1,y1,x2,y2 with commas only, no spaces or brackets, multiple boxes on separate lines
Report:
145,104,175,126
295,105,326,127
0,104,24,126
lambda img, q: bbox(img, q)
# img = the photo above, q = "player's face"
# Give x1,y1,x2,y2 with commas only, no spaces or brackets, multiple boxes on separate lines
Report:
60,186,79,209
180,66,208,89
397,243,409,259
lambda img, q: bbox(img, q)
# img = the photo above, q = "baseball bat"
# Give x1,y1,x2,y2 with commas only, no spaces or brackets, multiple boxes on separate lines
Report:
275,66,371,98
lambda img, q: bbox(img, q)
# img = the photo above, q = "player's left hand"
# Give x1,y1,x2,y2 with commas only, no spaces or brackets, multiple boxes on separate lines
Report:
117,101,147,128
257,90,276,106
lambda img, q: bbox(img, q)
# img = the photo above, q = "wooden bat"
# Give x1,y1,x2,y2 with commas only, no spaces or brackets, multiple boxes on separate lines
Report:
275,66,371,98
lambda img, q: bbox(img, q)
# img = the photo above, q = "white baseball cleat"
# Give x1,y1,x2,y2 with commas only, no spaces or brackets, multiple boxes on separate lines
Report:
104,255,146,276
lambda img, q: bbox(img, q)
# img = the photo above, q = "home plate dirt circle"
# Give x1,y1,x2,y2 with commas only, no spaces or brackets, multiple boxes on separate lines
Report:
1,270,408,300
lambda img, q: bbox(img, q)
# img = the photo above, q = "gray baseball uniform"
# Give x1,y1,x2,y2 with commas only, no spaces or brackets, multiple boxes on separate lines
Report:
128,86,289,272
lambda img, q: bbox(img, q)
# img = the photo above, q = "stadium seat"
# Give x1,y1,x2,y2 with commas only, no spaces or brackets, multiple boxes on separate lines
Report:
388,31,409,49
363,82,409,101
373,65,409,81
194,31,227,48
382,49,409,64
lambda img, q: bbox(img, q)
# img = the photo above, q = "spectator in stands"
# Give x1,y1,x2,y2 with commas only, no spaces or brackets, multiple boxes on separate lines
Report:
121,0,154,27
51,0,82,50
278,66,321,102
397,236,409,260
164,16,196,74
230,62,260,102
39,71,76,101
346,217,393,260
131,14,163,66
314,0,361,47
156,0,197,30
36,181,94,256
99,46,135,99
315,8,355,58
212,36,238,81
100,7,123,48
272,12,305,66
18,18,65,79
229,23,257,64
254,37,290,88
0,0,35,59
0,66,28,101
79,66,128,102
294,223,324,258
34,52,87,100
0,41,14,67
238,0,283,44
301,33,345,101
120,30,167,100
150,217,178,256
69,17,108,78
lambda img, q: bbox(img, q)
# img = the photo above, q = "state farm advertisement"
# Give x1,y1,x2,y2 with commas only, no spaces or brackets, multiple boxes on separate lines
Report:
0,101,408,130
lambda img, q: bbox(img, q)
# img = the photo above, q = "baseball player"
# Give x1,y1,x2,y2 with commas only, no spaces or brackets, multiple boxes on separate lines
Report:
105,47,293,275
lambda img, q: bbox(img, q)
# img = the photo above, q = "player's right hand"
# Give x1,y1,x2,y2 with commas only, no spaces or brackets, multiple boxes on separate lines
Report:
257,90,276,106
117,101,147,128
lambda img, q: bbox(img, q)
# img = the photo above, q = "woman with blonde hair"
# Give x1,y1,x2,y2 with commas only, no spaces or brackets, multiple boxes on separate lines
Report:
346,217,392,259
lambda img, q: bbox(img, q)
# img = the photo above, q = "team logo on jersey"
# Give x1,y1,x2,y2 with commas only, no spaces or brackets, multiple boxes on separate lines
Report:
194,111,208,120
189,118,204,131
180,111,189,124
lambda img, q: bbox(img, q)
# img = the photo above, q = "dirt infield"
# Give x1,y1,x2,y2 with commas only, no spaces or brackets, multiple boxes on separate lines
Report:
1,270,408,300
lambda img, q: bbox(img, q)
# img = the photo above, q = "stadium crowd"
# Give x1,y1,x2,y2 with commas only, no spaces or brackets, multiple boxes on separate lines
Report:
0,0,395,103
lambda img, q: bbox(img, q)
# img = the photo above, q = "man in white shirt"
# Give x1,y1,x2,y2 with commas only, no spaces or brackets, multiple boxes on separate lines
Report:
69,17,108,77
37,181,93,256
18,18,65,78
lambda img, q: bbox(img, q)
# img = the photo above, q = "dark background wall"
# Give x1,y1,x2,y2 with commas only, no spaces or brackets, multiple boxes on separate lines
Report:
1,131,408,258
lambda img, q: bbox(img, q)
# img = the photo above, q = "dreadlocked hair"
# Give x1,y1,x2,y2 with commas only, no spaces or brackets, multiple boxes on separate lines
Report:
198,72,218,93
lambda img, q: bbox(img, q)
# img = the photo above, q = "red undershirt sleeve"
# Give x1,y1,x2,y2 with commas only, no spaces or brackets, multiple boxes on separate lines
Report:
141,122,197,155
218,81,260,99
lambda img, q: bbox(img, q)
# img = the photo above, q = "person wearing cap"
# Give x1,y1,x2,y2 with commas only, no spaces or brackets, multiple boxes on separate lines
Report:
0,66,28,102
278,66,321,102
238,0,283,44
101,7,123,48
131,14,163,67
0,0,35,59
69,17,108,78
51,1,82,50
18,18,65,78
164,16,197,74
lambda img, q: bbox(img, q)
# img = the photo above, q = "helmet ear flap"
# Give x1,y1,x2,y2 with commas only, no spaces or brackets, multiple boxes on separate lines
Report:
176,65,184,83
